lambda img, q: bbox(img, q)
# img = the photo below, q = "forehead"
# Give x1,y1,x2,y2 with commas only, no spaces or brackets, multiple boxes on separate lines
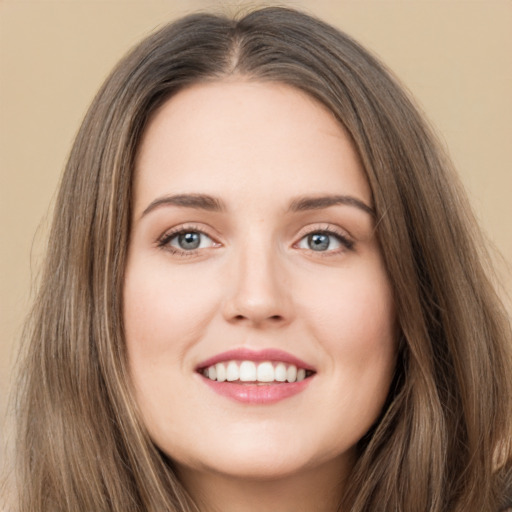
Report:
134,80,371,212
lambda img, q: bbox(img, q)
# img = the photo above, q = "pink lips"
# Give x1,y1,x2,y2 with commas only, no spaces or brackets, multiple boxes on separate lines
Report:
196,348,315,372
196,348,315,404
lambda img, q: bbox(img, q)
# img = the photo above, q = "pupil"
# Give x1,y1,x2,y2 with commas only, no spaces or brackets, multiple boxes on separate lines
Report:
178,232,200,250
309,233,329,251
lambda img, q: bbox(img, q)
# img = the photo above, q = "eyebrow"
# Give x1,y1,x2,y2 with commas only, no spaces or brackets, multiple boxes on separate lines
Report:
141,193,226,218
287,195,374,216
140,192,374,219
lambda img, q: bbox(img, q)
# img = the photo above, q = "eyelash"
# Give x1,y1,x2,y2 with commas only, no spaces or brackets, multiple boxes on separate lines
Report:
157,224,214,257
295,226,355,255
157,224,355,258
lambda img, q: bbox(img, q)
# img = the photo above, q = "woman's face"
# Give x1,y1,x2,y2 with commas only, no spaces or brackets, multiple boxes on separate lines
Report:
124,80,397,483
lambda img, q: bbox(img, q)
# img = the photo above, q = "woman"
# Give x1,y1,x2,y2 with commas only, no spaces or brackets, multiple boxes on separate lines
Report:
13,6,512,511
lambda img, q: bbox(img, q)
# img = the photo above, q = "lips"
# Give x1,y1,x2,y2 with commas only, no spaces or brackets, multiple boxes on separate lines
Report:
197,347,315,371
196,348,316,404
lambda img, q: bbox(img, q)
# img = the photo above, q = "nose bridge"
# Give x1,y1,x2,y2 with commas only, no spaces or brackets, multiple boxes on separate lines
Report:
223,229,292,326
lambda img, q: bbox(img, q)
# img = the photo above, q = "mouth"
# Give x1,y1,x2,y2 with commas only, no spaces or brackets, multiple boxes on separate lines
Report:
199,360,315,384
196,348,316,404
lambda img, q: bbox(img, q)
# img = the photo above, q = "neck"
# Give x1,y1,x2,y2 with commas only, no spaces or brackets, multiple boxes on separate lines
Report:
177,457,352,512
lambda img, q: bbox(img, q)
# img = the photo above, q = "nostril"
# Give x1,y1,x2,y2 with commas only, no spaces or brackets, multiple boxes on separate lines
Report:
232,314,284,323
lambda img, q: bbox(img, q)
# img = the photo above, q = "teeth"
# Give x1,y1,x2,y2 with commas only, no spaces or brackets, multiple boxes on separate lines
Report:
239,361,256,381
257,361,274,382
226,361,239,381
275,362,287,382
286,364,297,383
207,365,217,380
215,363,226,382
202,360,311,383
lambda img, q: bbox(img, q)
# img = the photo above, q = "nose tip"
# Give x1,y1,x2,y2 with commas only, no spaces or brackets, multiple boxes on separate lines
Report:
223,291,291,327
221,253,293,328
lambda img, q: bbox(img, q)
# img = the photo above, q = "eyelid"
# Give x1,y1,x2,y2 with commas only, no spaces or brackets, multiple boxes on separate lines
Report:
157,224,222,255
293,224,355,253
155,222,354,258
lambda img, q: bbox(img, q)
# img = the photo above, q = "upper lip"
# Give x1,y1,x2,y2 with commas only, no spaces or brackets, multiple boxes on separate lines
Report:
196,348,316,372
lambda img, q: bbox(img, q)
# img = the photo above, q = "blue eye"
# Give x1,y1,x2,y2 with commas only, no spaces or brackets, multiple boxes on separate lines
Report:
307,233,332,251
161,230,215,252
297,231,353,252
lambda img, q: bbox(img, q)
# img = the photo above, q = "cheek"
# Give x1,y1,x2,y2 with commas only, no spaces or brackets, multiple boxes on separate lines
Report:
123,258,221,359
308,264,397,437
300,258,397,382
122,258,221,438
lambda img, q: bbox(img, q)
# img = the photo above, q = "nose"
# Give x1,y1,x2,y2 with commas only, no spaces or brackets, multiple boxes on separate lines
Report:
221,243,294,328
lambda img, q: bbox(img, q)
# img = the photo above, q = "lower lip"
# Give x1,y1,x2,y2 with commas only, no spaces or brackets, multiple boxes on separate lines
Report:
200,375,313,404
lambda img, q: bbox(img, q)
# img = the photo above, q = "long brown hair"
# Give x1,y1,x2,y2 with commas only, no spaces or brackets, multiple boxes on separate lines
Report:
13,7,512,511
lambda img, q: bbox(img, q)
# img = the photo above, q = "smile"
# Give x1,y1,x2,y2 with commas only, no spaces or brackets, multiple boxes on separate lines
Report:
201,360,313,383
196,348,316,404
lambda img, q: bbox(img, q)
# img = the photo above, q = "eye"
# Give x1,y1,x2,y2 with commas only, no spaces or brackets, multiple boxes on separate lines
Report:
159,229,217,253
296,230,353,252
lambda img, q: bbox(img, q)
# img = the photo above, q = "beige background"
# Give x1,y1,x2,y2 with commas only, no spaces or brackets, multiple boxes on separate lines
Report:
1,0,511,470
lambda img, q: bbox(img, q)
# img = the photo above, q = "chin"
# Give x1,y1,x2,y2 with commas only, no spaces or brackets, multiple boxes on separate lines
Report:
167,429,352,483
180,454,317,482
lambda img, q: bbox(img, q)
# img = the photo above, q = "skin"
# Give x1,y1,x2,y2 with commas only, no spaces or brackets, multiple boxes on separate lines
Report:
124,80,397,512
